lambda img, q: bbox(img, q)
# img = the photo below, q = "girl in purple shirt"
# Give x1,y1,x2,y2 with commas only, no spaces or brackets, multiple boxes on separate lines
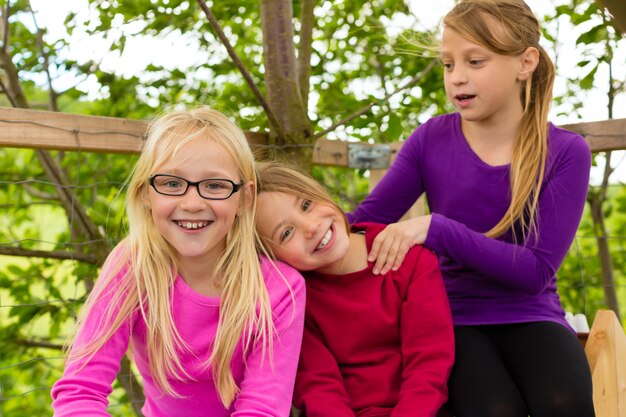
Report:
349,1,594,416
51,107,305,416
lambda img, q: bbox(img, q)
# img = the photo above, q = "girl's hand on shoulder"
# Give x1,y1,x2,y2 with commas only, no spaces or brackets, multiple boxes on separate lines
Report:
369,215,432,275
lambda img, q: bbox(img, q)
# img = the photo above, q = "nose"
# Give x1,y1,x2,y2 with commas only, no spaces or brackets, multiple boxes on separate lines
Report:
302,218,320,239
448,66,468,86
180,185,206,210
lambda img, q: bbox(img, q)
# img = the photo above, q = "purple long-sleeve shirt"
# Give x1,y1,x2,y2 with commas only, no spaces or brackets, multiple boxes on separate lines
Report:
348,113,591,329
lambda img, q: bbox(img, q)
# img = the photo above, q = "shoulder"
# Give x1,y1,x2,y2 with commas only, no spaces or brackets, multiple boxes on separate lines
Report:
548,123,591,165
400,241,439,269
259,255,306,301
404,113,461,152
409,113,459,137
259,256,306,329
96,240,133,291
351,222,386,249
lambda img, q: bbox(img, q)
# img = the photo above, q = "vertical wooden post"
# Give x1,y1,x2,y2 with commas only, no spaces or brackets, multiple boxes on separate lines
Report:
585,309,626,417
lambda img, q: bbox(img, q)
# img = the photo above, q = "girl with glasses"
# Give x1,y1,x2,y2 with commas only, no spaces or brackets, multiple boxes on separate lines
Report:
52,106,305,416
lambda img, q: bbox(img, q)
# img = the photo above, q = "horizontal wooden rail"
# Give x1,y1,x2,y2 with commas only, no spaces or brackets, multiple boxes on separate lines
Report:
0,107,624,157
313,118,626,168
0,107,267,153
562,118,626,153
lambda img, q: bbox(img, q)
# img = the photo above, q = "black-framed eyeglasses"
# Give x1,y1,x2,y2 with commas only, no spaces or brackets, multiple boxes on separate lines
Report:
148,174,244,200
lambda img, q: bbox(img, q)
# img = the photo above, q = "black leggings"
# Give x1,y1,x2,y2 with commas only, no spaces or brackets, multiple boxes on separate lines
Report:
447,322,595,417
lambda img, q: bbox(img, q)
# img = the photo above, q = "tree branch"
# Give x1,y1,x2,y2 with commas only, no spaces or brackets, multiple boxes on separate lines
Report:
23,183,58,200
0,246,99,264
599,151,615,201
0,76,17,107
195,0,286,139
596,0,626,34
17,339,64,350
27,0,59,111
315,59,437,138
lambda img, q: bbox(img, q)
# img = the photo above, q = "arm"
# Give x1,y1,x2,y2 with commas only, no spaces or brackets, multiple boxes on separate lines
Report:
293,320,356,417
392,248,454,417
425,137,591,294
348,126,425,226
51,260,132,417
348,127,428,274
232,263,306,416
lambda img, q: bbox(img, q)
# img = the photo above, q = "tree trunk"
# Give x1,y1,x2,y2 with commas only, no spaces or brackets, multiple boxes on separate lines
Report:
588,194,620,318
260,0,312,166
587,151,621,320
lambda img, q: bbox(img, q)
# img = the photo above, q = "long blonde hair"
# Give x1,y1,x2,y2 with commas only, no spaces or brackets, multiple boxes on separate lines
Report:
255,161,349,252
69,106,273,407
444,0,555,240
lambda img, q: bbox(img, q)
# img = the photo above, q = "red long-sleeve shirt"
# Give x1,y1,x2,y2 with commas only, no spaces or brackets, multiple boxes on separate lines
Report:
293,222,454,417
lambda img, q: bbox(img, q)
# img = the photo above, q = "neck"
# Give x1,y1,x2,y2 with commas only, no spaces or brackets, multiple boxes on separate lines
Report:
315,232,368,275
461,109,522,166
178,255,222,297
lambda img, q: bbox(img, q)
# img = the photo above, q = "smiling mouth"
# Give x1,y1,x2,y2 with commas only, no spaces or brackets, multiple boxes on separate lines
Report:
315,226,333,251
175,221,211,230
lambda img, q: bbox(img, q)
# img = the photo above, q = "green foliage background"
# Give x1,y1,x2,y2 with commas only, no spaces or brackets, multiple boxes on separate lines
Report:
0,0,624,415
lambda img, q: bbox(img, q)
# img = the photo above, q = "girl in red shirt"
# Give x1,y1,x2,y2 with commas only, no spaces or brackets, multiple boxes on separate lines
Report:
256,161,454,417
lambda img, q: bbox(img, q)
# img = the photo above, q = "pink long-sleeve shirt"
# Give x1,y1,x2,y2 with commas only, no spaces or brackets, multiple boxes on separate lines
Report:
51,254,305,417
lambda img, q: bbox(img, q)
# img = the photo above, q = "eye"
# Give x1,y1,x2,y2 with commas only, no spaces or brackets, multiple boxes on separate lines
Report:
205,181,227,190
468,59,484,66
162,179,184,189
279,227,294,243
301,199,312,212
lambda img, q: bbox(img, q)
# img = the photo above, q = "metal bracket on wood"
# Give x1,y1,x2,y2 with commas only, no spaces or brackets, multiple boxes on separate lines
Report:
348,143,391,169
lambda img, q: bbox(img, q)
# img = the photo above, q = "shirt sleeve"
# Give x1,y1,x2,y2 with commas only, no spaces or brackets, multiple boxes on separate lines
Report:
292,319,356,417
425,137,591,294
51,256,132,417
393,247,454,417
232,262,306,416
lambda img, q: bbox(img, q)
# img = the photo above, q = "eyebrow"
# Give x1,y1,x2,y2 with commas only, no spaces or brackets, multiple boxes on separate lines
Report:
440,46,489,57
163,168,235,179
270,220,284,243
269,195,300,242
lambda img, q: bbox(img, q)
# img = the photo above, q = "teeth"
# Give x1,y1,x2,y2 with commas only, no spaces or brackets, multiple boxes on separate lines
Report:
316,228,333,250
176,221,209,230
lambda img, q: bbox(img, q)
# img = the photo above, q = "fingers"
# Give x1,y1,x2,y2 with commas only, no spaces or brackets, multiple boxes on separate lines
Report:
372,232,396,275
369,227,412,275
367,216,432,275
376,238,410,275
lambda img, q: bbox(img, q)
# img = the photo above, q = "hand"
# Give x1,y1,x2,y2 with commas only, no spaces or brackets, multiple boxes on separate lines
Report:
369,215,432,275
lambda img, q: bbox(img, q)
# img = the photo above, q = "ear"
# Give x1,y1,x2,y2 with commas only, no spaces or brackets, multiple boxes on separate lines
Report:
517,46,539,81
238,180,255,215
141,186,152,210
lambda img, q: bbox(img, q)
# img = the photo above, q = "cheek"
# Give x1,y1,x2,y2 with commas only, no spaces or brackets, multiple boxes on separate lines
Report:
271,243,307,269
215,199,241,221
149,199,171,220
